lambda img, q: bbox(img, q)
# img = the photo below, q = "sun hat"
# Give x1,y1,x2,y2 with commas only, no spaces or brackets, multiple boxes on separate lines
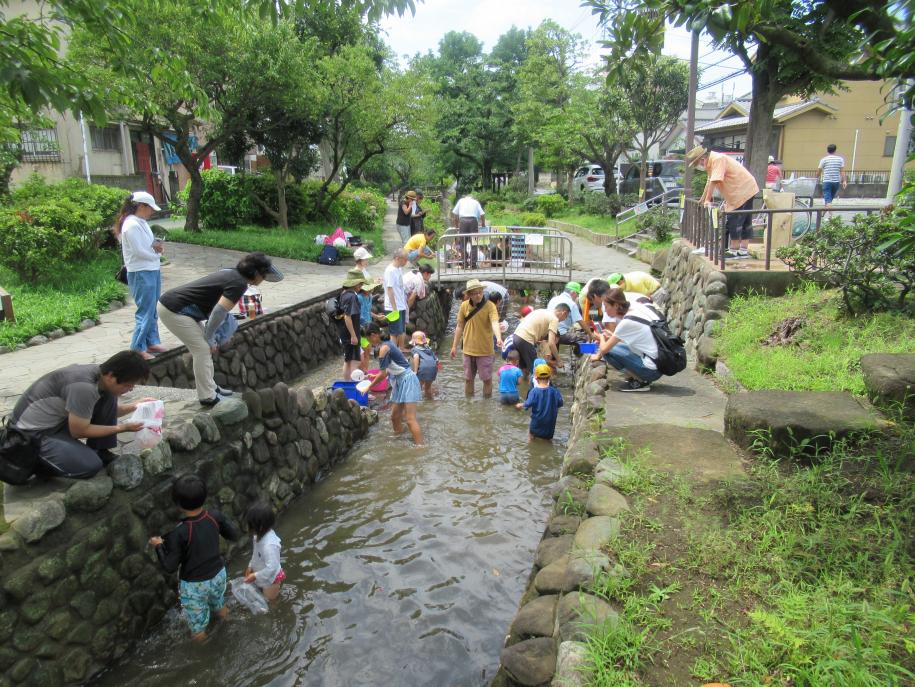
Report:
405,190,417,199
564,281,582,294
130,190,161,212
534,363,553,379
342,268,365,288
410,331,428,346
465,278,484,292
685,145,708,168
520,305,533,317
607,273,624,285
353,247,373,260
360,281,378,292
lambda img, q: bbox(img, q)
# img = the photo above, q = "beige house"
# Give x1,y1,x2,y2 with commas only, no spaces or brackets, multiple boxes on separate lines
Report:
695,80,912,175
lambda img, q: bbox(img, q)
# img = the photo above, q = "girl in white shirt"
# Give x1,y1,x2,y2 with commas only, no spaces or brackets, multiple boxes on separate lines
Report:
114,191,165,360
244,503,285,602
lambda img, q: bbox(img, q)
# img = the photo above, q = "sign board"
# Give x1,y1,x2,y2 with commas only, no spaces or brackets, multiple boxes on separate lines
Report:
524,233,544,246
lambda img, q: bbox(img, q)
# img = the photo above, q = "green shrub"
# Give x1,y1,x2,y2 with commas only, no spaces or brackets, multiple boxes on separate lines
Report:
776,212,914,314
486,200,505,214
195,169,255,229
329,186,385,234
691,169,707,199
534,193,567,218
636,208,678,243
11,173,127,227
519,212,547,227
0,199,104,282
579,192,625,216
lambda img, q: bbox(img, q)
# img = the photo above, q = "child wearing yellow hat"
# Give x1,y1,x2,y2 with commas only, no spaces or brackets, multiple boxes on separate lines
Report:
516,364,564,441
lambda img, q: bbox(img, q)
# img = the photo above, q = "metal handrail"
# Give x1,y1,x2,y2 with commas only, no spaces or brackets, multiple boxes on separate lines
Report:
434,229,573,283
615,188,683,223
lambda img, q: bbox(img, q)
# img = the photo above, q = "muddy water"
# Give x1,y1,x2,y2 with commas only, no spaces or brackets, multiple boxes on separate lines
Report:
93,331,570,687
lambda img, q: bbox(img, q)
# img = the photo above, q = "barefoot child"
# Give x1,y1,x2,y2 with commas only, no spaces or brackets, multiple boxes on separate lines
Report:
364,322,424,445
149,474,241,641
498,350,524,405
410,330,439,400
516,364,564,441
243,502,284,602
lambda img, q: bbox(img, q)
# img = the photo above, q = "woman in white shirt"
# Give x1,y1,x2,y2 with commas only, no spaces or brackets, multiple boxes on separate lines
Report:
591,287,663,392
115,191,165,360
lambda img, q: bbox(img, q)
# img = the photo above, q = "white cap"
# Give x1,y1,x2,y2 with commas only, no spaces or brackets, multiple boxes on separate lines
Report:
131,191,161,212
353,247,373,260
768,155,775,163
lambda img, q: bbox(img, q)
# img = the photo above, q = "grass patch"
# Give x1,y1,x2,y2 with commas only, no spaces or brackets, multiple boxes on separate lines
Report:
638,238,674,252
578,429,915,687
555,213,632,237
716,283,915,394
0,250,127,348
166,221,383,262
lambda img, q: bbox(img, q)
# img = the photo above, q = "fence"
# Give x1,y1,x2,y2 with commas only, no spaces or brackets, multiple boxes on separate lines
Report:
435,228,572,283
679,197,886,271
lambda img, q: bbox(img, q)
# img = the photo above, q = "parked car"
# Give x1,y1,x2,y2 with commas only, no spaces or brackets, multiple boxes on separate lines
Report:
619,160,684,200
572,165,606,195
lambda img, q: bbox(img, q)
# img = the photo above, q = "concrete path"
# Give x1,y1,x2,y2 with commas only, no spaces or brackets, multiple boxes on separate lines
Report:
0,200,646,416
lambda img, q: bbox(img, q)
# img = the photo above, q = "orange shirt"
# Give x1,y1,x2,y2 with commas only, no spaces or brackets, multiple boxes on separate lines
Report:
705,152,759,211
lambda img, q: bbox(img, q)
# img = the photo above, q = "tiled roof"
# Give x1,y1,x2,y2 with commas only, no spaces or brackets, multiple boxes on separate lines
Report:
695,99,836,133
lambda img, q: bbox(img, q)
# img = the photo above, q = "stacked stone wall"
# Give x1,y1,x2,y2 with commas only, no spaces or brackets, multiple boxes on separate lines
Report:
659,240,730,371
147,287,450,391
0,388,376,687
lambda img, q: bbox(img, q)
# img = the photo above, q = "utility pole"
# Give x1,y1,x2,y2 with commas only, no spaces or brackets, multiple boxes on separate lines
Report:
887,87,912,200
527,147,535,195
682,30,699,197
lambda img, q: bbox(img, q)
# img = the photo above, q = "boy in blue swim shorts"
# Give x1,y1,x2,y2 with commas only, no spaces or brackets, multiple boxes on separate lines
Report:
149,474,241,641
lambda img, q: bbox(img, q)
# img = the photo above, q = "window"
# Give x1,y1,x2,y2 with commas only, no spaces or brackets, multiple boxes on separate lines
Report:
90,125,121,152
20,128,61,162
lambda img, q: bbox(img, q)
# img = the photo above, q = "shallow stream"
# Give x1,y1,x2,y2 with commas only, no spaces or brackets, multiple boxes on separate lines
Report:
93,325,570,686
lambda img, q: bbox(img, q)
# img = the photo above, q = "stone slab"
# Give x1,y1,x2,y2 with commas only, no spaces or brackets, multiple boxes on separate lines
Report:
860,353,915,417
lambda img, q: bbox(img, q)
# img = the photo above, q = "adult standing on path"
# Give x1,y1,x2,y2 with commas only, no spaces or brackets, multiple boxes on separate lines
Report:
816,143,847,211
410,191,427,236
450,279,502,397
158,252,283,407
397,191,416,244
384,250,409,349
115,191,166,360
687,144,759,260
451,192,485,268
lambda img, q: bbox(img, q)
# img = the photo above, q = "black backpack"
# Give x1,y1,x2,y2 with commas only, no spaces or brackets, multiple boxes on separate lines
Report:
0,420,39,485
317,245,339,265
324,294,344,320
624,305,687,376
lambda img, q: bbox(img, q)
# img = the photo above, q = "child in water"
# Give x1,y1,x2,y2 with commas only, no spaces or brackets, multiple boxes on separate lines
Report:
517,364,564,441
498,350,524,405
148,474,241,641
410,330,439,400
244,502,285,602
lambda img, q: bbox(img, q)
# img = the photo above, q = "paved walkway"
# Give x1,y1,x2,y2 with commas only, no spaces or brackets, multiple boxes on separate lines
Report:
0,201,645,415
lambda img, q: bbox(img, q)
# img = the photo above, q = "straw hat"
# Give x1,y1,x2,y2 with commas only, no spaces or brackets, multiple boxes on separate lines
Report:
685,145,709,168
342,268,365,288
405,190,417,200
465,278,484,292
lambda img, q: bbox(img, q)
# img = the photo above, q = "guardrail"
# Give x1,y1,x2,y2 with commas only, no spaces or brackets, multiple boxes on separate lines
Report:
680,197,886,270
435,228,573,282
615,188,682,223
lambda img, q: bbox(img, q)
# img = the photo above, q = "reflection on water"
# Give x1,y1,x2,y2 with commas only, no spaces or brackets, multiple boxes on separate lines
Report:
93,328,569,687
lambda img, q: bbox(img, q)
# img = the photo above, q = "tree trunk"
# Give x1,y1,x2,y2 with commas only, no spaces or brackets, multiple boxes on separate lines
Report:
745,69,782,187
184,163,203,233
566,169,574,205
527,147,535,195
276,166,288,230
482,159,493,191
639,155,648,199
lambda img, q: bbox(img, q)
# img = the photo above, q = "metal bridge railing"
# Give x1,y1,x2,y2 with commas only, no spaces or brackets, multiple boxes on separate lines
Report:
434,227,573,282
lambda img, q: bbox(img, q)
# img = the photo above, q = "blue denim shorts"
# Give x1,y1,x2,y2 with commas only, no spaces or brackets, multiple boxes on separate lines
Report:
603,343,663,383
387,310,406,335
822,181,840,203
179,567,227,634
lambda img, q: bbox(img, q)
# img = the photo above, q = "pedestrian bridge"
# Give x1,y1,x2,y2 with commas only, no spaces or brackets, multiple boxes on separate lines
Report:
434,227,573,289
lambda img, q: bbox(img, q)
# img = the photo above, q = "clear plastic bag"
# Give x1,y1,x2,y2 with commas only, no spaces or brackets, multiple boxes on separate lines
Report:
129,400,165,450
231,577,269,615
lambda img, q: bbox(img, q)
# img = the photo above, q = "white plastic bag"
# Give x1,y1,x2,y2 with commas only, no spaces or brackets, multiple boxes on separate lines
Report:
231,577,269,615
130,400,165,450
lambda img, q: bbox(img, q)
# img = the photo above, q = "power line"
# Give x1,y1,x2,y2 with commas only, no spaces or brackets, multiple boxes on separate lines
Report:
699,69,746,90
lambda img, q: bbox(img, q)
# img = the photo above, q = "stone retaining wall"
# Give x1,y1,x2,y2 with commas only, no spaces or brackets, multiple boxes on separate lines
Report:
545,219,613,247
492,359,631,687
147,287,450,391
0,388,376,687
660,240,730,372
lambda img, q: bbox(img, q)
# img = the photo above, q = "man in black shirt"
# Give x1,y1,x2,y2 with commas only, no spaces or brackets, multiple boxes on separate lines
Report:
158,252,283,407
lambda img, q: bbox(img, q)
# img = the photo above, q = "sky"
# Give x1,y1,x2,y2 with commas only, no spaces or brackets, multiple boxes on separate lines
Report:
379,0,753,105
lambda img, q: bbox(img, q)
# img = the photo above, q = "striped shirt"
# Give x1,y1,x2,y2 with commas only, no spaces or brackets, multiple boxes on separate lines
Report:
818,154,844,183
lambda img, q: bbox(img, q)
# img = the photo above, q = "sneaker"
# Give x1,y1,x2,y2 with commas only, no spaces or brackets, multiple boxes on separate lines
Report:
618,378,651,392
97,448,119,466
736,249,751,259
216,386,234,397
724,250,740,259
199,397,220,408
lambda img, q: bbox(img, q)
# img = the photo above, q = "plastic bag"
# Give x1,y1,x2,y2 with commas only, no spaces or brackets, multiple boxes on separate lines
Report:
129,400,165,450
231,577,269,615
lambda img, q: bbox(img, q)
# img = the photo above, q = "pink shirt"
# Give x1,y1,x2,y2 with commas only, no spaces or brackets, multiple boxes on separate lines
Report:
766,163,782,184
